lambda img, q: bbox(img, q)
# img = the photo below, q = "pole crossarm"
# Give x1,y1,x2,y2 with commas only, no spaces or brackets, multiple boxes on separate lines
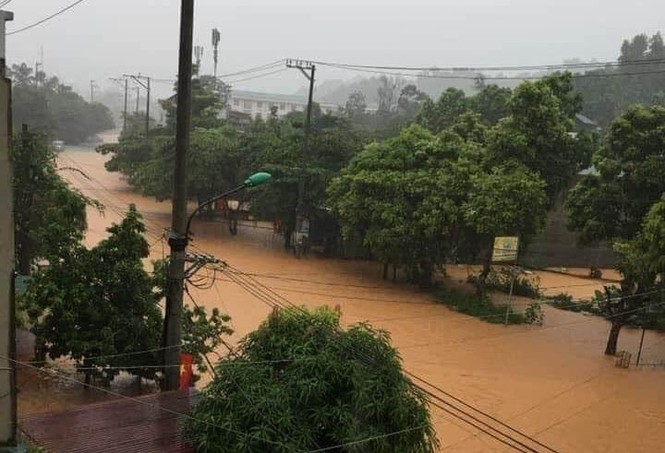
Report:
123,73,150,89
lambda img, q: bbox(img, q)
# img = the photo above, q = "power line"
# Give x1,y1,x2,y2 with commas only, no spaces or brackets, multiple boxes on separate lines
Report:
217,59,285,79
313,56,665,74
138,60,287,86
227,67,288,84
204,260,560,451
399,296,665,353
7,0,88,36
409,372,559,453
319,62,665,81
29,155,548,448
307,425,428,453
3,355,286,448
427,399,531,452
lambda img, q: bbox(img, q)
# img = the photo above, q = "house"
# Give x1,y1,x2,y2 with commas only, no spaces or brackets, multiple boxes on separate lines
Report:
227,90,339,120
575,113,600,132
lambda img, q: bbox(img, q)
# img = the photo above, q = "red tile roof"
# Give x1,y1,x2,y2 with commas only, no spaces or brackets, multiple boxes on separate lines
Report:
21,389,197,453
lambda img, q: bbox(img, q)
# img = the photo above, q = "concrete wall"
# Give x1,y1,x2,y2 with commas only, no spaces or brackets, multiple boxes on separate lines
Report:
521,189,616,269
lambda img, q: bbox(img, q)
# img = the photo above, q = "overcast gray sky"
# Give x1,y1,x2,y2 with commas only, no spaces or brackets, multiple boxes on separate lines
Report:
5,0,665,100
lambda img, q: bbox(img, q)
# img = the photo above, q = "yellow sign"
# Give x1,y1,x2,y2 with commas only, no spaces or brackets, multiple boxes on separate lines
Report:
493,236,519,263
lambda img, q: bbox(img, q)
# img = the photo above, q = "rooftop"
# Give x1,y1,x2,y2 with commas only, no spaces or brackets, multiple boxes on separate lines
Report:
230,89,339,108
21,389,198,453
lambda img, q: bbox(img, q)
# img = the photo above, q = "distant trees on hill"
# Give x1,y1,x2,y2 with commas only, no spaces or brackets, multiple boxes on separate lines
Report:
8,62,114,145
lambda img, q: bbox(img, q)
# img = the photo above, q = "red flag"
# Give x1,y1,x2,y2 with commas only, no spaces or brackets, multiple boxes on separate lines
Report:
179,353,194,389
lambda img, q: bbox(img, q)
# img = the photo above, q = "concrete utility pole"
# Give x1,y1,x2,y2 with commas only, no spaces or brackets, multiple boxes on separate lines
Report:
124,74,151,137
211,28,220,80
0,8,15,449
123,78,128,131
194,45,203,71
109,77,130,132
163,0,194,391
89,80,97,103
286,59,316,256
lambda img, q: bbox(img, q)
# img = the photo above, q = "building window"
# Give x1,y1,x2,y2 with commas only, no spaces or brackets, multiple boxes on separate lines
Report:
256,101,263,108
256,112,262,120
279,102,285,110
243,101,252,110
233,99,240,107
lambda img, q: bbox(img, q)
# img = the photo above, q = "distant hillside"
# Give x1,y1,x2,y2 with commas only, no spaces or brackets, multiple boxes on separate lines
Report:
305,70,524,107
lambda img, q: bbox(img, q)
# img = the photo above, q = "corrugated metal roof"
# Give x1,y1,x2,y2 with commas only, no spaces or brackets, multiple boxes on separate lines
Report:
21,389,198,453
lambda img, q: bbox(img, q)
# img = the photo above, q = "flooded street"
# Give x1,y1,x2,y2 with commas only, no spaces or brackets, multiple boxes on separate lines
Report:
21,145,665,452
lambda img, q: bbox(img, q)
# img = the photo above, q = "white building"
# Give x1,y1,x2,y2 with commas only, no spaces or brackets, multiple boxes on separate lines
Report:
228,90,339,120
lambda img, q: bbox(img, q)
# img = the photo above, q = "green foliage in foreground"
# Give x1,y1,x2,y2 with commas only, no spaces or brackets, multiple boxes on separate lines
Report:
184,306,439,453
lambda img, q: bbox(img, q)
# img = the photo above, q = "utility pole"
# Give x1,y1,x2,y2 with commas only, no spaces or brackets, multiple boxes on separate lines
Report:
123,78,128,132
89,80,97,103
110,77,130,133
194,45,204,72
34,47,43,86
135,86,140,114
286,59,315,256
211,28,220,80
146,76,150,137
34,61,41,86
163,0,194,391
124,74,151,137
0,9,15,448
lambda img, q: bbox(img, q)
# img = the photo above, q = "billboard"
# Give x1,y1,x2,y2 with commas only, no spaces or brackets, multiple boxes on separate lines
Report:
492,236,519,263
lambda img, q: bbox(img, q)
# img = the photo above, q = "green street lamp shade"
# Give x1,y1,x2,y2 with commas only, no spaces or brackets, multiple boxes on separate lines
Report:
244,172,272,188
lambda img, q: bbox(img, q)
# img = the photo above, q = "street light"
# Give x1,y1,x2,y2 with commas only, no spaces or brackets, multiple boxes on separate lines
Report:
184,172,272,242
163,171,270,390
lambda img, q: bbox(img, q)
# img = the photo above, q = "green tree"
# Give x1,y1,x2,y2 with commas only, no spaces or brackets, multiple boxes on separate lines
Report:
376,75,405,113
566,105,665,243
416,88,468,133
184,306,438,453
11,130,91,275
565,105,665,354
574,32,665,127
23,206,163,384
468,84,512,125
329,125,469,287
160,71,226,132
601,199,665,354
488,73,586,204
344,90,367,118
396,84,430,120
463,164,548,295
9,63,114,144
251,114,366,249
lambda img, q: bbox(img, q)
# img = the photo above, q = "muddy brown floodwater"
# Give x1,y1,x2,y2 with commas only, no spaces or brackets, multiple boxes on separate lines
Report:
20,144,665,452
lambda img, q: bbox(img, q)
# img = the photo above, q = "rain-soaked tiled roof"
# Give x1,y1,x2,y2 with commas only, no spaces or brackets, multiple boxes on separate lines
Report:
21,389,198,453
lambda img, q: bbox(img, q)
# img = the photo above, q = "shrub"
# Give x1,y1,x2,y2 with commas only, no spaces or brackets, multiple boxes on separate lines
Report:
524,302,544,326
546,292,598,314
467,267,542,299
433,285,526,325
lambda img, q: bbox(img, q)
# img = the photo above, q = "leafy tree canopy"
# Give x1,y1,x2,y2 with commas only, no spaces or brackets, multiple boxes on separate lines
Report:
566,104,665,244
22,206,163,384
574,32,665,126
9,62,114,144
11,130,92,275
184,306,438,453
